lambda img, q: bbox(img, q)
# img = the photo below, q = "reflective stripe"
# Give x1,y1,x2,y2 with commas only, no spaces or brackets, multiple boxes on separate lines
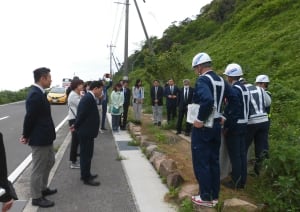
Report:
204,74,225,118
246,85,268,124
234,84,249,124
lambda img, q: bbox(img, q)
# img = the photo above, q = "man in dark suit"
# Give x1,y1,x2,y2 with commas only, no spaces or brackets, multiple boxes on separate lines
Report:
100,74,112,130
120,80,131,130
1,132,17,212
164,78,179,123
150,80,164,126
176,79,194,136
20,67,57,208
71,81,103,186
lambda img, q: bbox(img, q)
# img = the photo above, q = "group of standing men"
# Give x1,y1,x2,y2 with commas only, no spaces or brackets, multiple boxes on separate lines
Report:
150,78,194,136
189,52,271,208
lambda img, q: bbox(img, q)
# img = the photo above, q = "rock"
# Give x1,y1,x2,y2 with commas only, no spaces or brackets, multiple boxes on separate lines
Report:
159,159,177,178
132,126,141,132
149,151,165,163
133,131,141,136
223,198,258,212
151,153,167,171
178,184,198,201
167,171,184,188
146,145,158,157
140,140,156,148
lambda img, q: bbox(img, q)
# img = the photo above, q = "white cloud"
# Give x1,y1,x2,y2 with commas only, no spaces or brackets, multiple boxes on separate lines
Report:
0,0,211,91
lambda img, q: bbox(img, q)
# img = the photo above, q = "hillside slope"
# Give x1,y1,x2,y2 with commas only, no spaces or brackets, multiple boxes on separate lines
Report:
116,0,300,210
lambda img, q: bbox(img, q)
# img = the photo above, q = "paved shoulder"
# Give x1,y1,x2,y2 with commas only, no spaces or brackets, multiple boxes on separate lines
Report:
38,127,137,212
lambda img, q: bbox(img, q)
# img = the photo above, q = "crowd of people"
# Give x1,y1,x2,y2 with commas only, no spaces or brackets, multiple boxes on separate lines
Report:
1,51,272,209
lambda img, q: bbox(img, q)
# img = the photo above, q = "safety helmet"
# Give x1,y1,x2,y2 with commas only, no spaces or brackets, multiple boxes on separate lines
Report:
192,52,212,68
223,63,243,76
255,75,270,83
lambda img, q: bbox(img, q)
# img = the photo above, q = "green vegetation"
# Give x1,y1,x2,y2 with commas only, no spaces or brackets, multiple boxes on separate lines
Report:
115,154,127,161
179,198,193,212
127,139,140,146
0,88,29,104
115,0,300,210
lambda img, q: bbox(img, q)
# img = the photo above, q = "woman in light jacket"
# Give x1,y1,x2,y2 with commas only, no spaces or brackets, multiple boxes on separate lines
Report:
110,83,124,132
67,79,84,169
132,79,144,124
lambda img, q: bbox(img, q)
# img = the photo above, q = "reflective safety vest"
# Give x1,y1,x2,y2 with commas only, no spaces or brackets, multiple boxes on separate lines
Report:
245,84,269,124
234,84,250,124
204,74,225,119
265,90,272,118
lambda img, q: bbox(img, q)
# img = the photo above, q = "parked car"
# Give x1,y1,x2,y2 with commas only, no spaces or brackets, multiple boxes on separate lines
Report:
47,87,67,104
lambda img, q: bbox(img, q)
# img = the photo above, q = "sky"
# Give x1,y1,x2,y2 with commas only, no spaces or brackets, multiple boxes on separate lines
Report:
0,0,212,91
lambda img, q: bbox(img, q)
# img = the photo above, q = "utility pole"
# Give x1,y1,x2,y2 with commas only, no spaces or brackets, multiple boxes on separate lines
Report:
112,53,120,72
107,44,116,76
133,0,153,52
124,0,130,78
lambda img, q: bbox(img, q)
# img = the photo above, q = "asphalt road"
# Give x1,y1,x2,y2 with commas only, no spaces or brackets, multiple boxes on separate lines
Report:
0,101,69,175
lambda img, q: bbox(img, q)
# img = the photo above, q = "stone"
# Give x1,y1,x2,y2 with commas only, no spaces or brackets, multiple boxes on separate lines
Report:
149,151,165,163
152,154,167,171
140,140,156,148
133,131,141,136
178,184,198,201
222,198,258,212
146,145,158,157
132,126,141,132
159,159,177,178
167,171,184,188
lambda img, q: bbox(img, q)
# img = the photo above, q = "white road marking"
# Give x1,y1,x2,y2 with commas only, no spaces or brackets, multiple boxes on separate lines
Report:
0,116,9,120
8,116,69,183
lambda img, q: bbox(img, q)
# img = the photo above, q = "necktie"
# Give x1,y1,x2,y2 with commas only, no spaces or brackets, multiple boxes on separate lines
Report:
184,88,188,102
170,86,173,94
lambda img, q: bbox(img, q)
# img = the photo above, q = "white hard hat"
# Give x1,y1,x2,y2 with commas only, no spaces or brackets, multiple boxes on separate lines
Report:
223,63,243,76
192,52,212,68
255,75,270,83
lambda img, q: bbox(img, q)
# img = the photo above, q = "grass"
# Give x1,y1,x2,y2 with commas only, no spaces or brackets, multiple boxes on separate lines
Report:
115,154,127,161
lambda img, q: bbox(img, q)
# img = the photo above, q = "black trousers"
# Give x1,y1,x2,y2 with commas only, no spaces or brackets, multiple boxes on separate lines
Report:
68,119,80,163
78,134,94,180
167,104,177,122
176,106,191,133
121,104,129,128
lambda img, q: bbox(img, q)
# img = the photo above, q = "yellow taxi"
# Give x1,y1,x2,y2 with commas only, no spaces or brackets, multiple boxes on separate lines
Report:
47,87,67,104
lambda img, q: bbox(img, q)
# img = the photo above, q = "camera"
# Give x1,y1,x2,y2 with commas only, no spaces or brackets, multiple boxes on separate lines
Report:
105,73,110,78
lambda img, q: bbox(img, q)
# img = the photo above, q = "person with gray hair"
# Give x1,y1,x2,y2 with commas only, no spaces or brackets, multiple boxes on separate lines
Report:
176,79,194,136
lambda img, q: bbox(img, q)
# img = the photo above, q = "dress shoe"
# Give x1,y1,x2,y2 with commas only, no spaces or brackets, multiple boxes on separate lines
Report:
184,132,190,136
222,181,244,189
42,188,57,196
157,122,161,126
89,174,98,179
176,132,181,135
32,197,55,208
83,179,100,186
101,127,107,130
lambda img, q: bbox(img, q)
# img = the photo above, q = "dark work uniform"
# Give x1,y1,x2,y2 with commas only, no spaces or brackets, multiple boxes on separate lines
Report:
191,70,238,201
224,81,249,188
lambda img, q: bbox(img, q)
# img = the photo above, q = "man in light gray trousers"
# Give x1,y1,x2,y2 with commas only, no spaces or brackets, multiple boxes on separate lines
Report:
20,67,57,208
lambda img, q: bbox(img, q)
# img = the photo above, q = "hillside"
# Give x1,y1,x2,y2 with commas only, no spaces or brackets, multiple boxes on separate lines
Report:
114,0,300,210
